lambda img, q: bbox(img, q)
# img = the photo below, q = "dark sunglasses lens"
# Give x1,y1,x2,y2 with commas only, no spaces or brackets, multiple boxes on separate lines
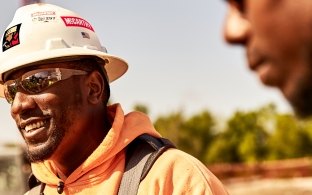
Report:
5,83,18,103
21,72,56,93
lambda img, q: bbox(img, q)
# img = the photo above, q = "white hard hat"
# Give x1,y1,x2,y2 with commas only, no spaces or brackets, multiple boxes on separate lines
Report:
0,3,128,98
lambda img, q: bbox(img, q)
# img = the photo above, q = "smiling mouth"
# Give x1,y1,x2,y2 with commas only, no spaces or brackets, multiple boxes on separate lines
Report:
24,120,48,133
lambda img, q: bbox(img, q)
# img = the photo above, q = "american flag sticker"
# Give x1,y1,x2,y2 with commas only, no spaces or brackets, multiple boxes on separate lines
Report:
81,32,90,39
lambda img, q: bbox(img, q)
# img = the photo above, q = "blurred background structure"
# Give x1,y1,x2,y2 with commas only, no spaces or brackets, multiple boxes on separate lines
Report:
0,144,30,195
1,0,312,194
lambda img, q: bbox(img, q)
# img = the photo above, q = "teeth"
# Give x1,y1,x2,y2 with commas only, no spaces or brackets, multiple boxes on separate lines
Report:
25,121,45,132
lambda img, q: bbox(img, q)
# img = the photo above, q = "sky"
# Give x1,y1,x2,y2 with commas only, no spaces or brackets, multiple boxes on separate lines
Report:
0,0,291,142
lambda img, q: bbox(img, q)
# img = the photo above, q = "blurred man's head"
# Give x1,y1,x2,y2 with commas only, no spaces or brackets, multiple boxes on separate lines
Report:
223,0,312,117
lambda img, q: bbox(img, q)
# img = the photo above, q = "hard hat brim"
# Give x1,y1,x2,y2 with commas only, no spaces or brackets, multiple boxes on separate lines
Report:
0,47,128,98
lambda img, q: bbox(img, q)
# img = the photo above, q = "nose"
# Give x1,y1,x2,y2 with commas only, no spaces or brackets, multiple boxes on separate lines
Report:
223,3,250,45
11,91,36,117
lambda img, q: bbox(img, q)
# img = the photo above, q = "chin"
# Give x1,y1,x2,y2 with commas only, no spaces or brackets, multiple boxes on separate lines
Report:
27,143,54,162
291,101,312,119
285,90,312,119
26,135,62,162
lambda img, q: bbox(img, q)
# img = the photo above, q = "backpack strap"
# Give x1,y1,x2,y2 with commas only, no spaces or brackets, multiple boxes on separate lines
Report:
137,134,175,180
117,134,175,195
27,174,46,195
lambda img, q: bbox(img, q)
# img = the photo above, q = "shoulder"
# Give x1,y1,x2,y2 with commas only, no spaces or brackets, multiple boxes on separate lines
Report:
139,148,229,195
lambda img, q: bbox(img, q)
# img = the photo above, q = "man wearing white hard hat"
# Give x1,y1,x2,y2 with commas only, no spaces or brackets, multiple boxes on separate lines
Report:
0,3,228,195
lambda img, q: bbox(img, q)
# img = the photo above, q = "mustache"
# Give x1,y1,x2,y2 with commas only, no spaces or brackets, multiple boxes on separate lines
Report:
18,109,51,120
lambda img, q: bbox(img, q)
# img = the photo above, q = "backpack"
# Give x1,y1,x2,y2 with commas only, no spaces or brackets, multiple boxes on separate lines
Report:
28,134,175,195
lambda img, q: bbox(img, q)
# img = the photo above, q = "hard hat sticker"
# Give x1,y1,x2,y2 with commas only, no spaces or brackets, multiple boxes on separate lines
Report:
31,11,57,23
31,11,56,17
61,16,94,32
2,23,21,52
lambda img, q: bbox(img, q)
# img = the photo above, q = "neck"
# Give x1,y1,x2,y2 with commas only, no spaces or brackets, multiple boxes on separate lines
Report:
54,132,106,177
51,108,111,177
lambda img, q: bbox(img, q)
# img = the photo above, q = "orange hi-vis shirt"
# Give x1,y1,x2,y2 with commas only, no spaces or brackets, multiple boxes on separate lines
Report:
28,104,229,195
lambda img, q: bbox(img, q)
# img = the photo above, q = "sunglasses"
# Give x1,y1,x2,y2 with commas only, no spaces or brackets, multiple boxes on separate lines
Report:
4,68,88,104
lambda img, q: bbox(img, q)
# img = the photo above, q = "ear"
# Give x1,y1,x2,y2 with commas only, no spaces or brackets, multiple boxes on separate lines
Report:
85,71,105,104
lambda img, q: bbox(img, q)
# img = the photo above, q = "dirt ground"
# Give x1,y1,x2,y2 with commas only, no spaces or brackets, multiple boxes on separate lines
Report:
224,177,312,195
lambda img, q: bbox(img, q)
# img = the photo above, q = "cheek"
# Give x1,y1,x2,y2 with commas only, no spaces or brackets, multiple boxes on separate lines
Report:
36,79,87,122
36,91,85,132
248,0,312,49
35,91,79,118
38,80,85,109
36,93,62,110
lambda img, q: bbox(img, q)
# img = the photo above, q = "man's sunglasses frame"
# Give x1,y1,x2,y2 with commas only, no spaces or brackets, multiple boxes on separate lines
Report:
4,68,87,104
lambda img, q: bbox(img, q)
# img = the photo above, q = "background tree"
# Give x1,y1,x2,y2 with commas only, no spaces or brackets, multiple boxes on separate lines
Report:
267,114,312,160
154,111,185,145
180,111,216,162
154,110,216,162
207,108,269,163
141,103,312,164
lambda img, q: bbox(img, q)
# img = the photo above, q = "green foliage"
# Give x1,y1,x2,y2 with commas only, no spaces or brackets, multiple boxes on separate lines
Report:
267,114,312,160
137,102,312,164
154,110,215,162
133,103,149,114
205,135,236,163
154,111,184,145
180,111,215,161
206,110,269,163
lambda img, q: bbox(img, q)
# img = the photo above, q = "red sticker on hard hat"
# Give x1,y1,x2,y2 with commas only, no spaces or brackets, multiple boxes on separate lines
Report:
2,23,21,52
61,16,94,32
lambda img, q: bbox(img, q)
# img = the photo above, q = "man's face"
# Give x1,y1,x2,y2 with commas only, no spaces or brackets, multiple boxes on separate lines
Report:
6,62,90,162
223,0,312,117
